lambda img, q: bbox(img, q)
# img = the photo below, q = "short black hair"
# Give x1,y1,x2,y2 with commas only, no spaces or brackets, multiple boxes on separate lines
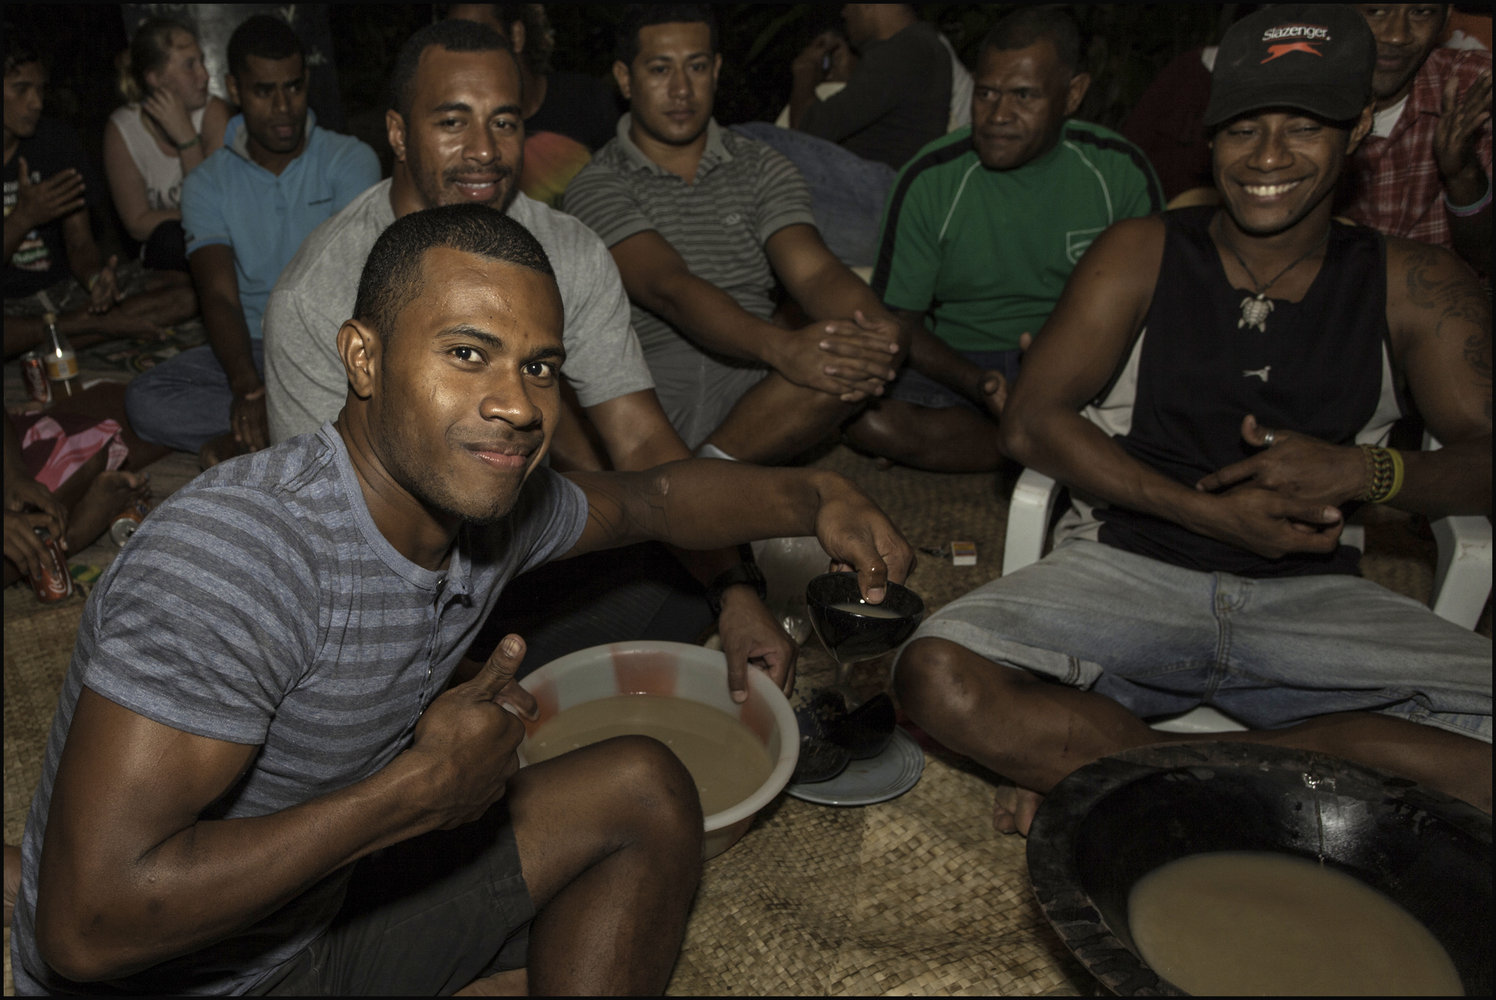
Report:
4,24,43,77
615,4,718,66
354,204,555,342
388,19,514,121
226,14,305,80
981,5,1083,77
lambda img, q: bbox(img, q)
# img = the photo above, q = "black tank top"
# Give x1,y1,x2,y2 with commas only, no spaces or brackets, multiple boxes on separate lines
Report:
1087,207,1401,578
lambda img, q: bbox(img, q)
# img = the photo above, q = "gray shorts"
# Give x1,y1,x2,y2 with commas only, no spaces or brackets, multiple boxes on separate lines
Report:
644,338,768,451
907,539,1492,740
254,803,534,995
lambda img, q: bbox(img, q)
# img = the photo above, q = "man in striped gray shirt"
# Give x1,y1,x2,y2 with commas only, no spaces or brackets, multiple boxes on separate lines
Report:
13,204,914,995
564,4,907,466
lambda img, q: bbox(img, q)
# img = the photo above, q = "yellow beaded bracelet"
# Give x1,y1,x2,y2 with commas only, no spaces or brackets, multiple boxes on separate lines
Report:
1356,445,1404,503
1383,446,1404,503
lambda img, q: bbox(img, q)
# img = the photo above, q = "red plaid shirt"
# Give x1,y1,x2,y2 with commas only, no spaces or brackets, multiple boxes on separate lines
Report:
1338,48,1492,256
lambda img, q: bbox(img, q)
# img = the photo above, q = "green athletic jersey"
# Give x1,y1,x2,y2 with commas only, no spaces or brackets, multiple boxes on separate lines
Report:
872,122,1163,352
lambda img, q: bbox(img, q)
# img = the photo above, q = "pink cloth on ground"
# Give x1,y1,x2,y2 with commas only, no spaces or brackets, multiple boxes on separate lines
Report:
17,413,129,492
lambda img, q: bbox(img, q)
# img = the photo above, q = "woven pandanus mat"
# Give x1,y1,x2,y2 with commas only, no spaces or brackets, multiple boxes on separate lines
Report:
664,750,1090,996
664,642,1091,997
806,446,1012,613
4,596,83,845
4,593,88,996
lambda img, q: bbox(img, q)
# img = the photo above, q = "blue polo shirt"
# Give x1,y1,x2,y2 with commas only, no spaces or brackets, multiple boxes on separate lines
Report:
181,111,379,339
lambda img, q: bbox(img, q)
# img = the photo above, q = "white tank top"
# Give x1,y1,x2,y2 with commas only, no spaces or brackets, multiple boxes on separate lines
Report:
108,103,207,212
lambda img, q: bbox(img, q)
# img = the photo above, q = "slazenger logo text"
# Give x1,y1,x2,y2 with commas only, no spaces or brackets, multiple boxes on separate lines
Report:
1261,24,1331,42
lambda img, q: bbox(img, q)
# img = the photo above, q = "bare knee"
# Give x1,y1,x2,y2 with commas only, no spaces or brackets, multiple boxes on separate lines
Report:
844,403,1004,472
596,735,704,848
894,637,1026,729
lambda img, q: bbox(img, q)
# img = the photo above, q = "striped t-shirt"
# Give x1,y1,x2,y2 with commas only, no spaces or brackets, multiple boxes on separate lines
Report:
565,117,815,360
12,424,588,995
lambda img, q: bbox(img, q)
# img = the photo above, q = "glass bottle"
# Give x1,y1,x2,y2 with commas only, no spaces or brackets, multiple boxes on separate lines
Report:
41,312,79,398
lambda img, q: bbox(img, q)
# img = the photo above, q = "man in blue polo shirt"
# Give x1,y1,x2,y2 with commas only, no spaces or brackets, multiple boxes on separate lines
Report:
125,15,378,468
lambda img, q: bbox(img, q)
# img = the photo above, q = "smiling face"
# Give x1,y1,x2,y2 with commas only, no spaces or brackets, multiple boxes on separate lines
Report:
357,246,565,526
970,40,1088,171
389,45,523,215
148,30,210,110
227,52,308,167
1355,4,1449,107
614,21,720,151
1212,110,1372,237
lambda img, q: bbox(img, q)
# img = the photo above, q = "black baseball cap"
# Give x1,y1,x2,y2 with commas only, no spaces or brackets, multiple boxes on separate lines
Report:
1203,4,1376,128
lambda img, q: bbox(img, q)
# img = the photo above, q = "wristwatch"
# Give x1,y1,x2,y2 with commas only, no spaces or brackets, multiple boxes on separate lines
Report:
705,559,767,618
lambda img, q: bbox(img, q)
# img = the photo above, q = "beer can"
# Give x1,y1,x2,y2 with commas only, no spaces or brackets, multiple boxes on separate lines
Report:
21,351,51,405
30,527,73,602
110,499,149,546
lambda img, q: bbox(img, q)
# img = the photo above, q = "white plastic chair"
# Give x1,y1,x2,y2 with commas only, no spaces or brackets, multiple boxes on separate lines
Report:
1001,434,1492,733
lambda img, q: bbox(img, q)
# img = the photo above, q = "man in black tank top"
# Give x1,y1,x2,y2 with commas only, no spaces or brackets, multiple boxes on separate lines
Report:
893,4,1491,836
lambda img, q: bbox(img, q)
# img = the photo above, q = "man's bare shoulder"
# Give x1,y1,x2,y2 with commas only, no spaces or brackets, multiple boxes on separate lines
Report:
1090,214,1167,251
1071,214,1168,289
1383,234,1490,331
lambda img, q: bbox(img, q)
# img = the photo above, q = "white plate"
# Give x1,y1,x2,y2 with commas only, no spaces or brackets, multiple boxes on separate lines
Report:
786,726,924,806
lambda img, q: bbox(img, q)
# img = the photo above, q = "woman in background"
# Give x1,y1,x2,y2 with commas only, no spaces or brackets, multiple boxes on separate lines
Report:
102,17,229,273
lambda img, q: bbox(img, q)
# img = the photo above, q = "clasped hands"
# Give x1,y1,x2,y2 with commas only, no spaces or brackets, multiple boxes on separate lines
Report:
1193,414,1369,559
773,309,903,403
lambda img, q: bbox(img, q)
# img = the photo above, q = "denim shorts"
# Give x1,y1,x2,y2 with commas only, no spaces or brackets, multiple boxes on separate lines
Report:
254,802,534,995
907,539,1492,740
124,339,266,454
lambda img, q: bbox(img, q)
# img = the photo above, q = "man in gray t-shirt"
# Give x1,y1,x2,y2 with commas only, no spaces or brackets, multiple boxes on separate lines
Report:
263,19,797,699
13,202,914,996
265,177,644,444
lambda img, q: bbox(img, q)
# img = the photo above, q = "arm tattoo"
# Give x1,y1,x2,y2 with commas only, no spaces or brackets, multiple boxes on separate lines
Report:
1402,243,1492,418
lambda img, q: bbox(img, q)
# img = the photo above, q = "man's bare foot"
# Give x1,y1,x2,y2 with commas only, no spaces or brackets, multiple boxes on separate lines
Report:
66,470,151,553
992,783,1044,836
455,967,527,995
5,843,20,928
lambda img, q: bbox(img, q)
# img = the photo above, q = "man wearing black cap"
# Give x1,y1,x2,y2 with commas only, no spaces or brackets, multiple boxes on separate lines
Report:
893,5,1491,836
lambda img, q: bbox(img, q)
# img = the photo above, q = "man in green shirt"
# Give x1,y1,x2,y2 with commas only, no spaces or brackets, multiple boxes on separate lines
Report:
844,7,1162,472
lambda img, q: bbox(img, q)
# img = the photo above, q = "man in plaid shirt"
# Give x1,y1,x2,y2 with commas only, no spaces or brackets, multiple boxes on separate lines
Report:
1338,4,1491,277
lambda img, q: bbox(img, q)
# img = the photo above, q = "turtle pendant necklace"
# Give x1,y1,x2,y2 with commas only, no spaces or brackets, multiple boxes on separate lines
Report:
1215,216,1328,333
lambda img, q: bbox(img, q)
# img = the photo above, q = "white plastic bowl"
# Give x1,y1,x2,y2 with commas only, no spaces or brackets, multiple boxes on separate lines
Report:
518,641,799,859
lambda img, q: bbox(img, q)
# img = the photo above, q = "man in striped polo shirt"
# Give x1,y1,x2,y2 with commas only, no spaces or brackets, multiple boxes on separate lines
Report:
564,4,907,466
842,7,1163,472
12,204,915,995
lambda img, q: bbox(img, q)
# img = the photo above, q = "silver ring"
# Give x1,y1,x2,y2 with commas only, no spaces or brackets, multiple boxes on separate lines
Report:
1262,429,1277,447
